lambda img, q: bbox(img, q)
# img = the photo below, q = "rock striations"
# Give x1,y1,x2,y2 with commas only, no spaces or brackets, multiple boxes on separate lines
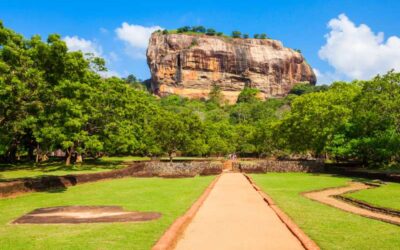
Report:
147,32,316,103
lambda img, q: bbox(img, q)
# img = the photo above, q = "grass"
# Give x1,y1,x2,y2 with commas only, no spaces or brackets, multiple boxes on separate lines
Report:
344,182,400,211
0,156,150,180
0,176,214,249
0,156,219,180
0,160,121,180
100,156,150,162
251,173,400,250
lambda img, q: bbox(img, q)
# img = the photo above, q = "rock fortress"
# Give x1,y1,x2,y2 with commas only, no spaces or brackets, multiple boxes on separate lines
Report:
147,32,316,103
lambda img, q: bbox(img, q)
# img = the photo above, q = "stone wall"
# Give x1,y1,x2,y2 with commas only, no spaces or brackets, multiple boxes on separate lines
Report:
0,161,223,198
232,160,324,173
133,161,223,177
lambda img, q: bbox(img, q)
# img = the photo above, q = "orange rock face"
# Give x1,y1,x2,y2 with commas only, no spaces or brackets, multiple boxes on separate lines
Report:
147,32,316,103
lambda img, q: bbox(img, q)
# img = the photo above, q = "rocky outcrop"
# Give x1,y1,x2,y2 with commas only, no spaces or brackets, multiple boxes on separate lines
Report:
147,32,316,103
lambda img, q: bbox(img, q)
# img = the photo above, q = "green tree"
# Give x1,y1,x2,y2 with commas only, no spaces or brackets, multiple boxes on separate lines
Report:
124,74,146,90
208,85,224,106
260,33,267,39
277,82,361,157
237,87,260,103
232,31,242,38
235,124,257,156
327,72,400,166
205,120,237,156
150,111,184,161
289,83,329,96
0,24,44,162
177,26,191,33
192,26,206,33
206,28,216,36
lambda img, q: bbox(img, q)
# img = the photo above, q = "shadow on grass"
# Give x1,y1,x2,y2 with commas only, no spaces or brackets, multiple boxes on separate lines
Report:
309,172,375,183
0,158,125,182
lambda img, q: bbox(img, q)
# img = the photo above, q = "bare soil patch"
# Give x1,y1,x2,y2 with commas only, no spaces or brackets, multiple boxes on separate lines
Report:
12,206,161,224
304,182,400,226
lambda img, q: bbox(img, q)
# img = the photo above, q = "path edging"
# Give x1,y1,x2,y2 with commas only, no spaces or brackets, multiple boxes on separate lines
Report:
152,174,221,250
335,195,400,218
303,182,400,226
244,174,320,250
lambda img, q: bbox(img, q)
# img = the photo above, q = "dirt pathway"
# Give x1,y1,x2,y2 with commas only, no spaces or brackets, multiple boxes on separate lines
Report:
304,182,400,225
174,173,304,250
222,160,233,171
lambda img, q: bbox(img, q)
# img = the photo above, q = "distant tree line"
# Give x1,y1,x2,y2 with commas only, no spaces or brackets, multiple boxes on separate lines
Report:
2,21,400,168
158,26,268,39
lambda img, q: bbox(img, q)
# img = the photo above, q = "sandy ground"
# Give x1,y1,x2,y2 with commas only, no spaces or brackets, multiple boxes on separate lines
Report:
174,173,304,250
304,182,400,225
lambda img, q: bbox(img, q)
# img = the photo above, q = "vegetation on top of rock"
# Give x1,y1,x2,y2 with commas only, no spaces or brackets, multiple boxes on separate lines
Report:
147,31,315,102
231,30,242,38
155,26,269,39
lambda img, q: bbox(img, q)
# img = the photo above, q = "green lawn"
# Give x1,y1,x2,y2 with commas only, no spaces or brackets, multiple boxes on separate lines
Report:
0,176,214,250
251,173,400,250
0,156,150,180
0,156,218,180
344,182,400,211
100,156,150,162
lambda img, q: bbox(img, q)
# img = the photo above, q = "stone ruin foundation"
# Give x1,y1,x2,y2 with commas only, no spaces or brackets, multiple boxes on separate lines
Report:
12,206,161,224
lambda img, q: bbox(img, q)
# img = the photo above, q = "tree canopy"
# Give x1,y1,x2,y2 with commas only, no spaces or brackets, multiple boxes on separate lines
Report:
2,22,400,169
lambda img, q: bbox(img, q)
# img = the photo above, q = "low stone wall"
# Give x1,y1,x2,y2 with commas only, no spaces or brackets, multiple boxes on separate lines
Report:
0,161,223,198
132,161,223,177
232,160,324,173
0,163,146,198
200,162,224,176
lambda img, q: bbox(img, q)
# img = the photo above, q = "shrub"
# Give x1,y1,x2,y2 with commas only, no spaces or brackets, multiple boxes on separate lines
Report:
260,33,267,39
232,30,241,38
192,26,206,33
177,26,191,33
237,87,260,103
206,28,216,36
243,34,249,39
253,34,259,39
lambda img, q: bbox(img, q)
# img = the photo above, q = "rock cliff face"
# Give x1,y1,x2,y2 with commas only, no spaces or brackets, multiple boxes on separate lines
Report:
147,32,316,103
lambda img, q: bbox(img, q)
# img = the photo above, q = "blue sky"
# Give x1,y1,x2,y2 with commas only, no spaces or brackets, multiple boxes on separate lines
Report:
1,0,399,84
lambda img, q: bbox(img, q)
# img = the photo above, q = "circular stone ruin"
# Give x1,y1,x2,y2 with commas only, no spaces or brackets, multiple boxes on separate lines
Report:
12,206,161,224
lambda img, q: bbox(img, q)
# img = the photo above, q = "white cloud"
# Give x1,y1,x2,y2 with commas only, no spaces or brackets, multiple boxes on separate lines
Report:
318,14,400,80
64,36,123,77
313,68,343,85
115,23,163,58
63,36,102,57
